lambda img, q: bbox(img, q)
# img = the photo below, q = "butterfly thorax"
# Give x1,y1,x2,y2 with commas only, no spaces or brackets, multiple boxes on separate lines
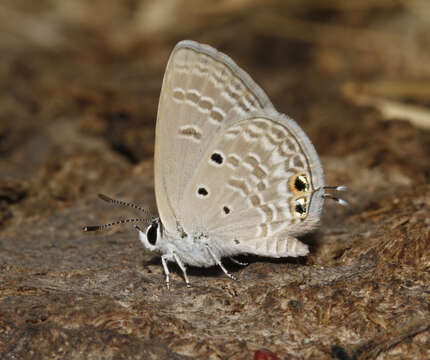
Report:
158,226,228,267
137,220,229,268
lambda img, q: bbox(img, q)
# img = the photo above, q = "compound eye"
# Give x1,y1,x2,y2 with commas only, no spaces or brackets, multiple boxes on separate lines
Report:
146,222,158,245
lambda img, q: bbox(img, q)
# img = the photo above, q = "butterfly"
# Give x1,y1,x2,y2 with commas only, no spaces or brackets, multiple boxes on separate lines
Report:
83,40,346,288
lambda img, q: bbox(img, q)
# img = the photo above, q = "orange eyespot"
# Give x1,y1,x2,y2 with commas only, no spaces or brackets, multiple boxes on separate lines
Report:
289,173,310,196
291,197,307,219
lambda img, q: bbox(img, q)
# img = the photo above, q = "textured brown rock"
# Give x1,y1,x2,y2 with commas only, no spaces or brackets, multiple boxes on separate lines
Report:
0,1,429,359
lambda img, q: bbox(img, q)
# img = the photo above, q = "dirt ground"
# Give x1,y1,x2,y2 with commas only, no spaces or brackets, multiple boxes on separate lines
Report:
0,1,429,359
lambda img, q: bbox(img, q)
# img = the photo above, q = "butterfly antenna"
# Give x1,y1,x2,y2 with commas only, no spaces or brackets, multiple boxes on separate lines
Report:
98,194,157,220
83,218,151,232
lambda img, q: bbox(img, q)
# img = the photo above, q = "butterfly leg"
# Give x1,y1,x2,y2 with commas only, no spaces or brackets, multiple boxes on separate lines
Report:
205,245,238,281
172,252,191,288
161,255,171,289
230,257,248,266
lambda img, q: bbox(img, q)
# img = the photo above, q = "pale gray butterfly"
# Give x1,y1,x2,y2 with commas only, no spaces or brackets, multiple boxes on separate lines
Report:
84,40,346,288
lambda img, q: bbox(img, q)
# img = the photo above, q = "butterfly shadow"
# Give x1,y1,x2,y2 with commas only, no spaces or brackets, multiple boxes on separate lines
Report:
226,232,320,267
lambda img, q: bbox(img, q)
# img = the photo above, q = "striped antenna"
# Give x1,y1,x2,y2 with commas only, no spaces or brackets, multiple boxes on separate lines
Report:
82,194,158,232
98,194,156,220
83,218,151,232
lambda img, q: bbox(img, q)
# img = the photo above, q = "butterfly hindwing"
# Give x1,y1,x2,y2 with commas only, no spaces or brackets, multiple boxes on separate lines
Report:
180,113,325,258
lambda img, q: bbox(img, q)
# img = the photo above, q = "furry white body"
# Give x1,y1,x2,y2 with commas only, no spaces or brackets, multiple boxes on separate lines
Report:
138,222,310,268
138,226,223,267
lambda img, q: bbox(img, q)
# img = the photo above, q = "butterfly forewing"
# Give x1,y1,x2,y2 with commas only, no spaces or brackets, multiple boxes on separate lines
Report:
181,113,325,257
155,41,274,234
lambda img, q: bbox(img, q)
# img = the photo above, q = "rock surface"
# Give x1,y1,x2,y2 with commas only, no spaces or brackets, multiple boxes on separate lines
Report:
0,1,429,359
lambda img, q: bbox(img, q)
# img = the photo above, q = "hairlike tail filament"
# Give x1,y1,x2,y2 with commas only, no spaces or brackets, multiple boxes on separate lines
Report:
322,194,348,206
314,185,348,206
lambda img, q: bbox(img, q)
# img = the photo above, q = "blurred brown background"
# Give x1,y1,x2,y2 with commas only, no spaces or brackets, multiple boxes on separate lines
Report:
0,1,429,359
